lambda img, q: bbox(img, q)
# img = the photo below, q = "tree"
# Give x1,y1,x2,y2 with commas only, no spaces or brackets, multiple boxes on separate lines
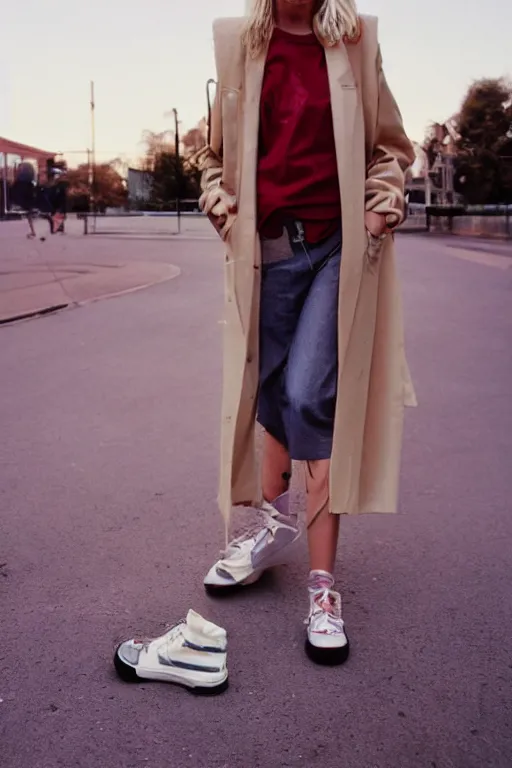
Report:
181,119,207,158
152,151,181,208
454,78,512,204
139,130,179,209
65,162,127,212
182,119,208,200
137,121,207,209
140,130,175,168
423,123,445,171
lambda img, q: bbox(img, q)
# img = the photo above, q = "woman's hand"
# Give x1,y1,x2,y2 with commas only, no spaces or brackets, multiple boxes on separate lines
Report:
208,197,238,237
364,211,390,269
199,179,237,240
364,210,389,237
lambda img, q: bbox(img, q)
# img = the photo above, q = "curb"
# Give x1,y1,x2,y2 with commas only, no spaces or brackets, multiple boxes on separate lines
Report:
0,303,70,326
76,265,181,308
0,265,181,327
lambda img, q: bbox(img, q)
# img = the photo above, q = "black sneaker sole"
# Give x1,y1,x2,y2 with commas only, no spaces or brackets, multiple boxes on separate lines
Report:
305,637,350,666
204,582,250,597
113,647,229,695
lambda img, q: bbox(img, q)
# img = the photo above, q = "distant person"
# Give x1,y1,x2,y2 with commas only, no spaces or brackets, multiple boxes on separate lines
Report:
10,162,37,238
46,169,68,234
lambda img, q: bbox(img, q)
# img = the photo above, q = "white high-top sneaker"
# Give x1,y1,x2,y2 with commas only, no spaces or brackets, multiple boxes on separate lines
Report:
204,492,300,592
114,610,228,694
305,571,349,666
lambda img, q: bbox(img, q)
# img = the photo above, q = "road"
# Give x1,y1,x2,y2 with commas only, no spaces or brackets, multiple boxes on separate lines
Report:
1,225,511,768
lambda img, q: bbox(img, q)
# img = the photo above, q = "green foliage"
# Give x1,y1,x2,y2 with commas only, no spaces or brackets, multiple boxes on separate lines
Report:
65,162,127,212
138,123,206,210
454,79,512,204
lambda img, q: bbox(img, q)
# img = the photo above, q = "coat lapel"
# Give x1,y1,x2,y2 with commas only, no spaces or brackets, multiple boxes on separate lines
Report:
232,48,267,336
325,42,367,369
219,47,269,519
239,48,267,231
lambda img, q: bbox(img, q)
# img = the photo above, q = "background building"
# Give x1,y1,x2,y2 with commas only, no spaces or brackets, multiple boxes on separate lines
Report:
0,137,55,215
127,168,152,207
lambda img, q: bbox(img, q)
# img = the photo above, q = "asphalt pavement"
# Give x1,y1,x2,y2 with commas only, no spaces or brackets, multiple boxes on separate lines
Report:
1,221,511,768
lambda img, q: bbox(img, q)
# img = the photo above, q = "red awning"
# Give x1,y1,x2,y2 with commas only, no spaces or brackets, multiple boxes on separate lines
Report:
0,136,55,161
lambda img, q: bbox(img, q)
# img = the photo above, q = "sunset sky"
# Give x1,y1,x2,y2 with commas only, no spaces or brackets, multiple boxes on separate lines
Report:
2,0,511,165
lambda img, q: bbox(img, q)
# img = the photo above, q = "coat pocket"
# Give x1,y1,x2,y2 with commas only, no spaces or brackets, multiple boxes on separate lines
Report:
364,230,389,272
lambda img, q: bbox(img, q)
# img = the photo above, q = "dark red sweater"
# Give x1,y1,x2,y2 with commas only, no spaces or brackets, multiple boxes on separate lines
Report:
257,27,341,242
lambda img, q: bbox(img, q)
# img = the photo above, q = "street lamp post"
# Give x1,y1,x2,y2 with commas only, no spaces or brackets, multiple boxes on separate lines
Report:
1,153,8,217
173,107,181,235
90,81,96,229
206,79,217,146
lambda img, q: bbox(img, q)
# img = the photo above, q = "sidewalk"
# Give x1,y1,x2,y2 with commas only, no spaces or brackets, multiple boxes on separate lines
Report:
0,219,180,324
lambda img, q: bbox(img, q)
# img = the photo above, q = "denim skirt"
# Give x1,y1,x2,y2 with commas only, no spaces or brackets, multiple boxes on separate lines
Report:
258,221,342,461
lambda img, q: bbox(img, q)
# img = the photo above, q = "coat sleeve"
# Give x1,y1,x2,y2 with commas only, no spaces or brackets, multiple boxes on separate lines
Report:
365,47,415,228
197,81,223,177
192,18,243,240
193,89,236,240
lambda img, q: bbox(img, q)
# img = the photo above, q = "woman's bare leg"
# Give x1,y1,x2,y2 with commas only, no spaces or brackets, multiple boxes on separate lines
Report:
261,431,291,502
305,459,339,574
304,459,347,664
262,440,339,567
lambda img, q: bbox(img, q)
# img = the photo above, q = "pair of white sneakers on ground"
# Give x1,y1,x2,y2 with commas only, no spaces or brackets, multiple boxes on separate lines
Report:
114,493,349,694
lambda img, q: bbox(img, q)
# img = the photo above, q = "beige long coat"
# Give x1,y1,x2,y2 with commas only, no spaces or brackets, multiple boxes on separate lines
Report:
202,15,417,525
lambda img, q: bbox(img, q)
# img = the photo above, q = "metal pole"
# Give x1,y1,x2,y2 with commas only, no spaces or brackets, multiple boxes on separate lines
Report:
173,107,181,235
206,79,216,146
90,81,96,231
87,148,92,213
1,153,8,216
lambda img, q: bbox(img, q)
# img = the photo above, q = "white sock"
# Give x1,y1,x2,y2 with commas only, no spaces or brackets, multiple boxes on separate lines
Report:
308,570,334,593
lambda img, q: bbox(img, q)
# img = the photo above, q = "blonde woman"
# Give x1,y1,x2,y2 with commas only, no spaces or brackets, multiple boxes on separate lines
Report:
198,0,416,667
114,0,415,690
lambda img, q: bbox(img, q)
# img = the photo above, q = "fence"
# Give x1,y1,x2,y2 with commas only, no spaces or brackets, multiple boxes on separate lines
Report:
77,210,211,238
425,205,512,240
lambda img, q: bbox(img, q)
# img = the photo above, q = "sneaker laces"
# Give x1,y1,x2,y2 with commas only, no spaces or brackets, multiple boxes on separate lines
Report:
133,619,185,654
148,620,189,665
219,502,293,559
306,589,344,633
160,620,186,652
164,619,186,641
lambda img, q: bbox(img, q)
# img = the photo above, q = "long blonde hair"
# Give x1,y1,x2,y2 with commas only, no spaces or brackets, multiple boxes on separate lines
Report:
243,0,360,58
